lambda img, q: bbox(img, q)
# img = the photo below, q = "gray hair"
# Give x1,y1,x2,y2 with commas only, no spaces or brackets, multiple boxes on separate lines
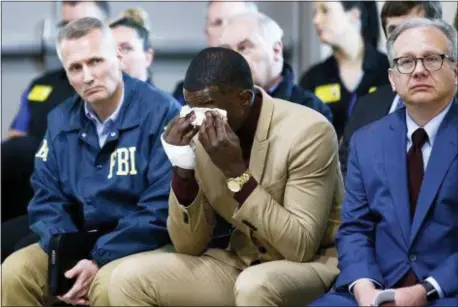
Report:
207,0,259,13
386,18,457,66
227,11,284,47
56,17,114,61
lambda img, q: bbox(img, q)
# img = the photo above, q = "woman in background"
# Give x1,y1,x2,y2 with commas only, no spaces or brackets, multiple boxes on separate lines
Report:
110,8,155,84
300,1,389,138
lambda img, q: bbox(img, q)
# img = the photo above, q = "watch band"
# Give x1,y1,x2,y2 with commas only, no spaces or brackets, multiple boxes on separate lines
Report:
421,280,439,302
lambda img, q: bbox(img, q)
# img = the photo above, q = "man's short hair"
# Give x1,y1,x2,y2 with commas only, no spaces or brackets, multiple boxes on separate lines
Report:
183,47,254,91
227,12,284,47
386,18,457,65
381,1,442,36
56,17,113,61
64,1,111,19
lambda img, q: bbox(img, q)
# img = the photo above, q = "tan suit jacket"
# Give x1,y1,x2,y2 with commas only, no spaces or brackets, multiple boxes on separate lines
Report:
168,87,344,286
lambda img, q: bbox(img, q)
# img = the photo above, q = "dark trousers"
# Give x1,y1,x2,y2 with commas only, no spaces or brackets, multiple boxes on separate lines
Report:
2,136,41,222
2,214,38,262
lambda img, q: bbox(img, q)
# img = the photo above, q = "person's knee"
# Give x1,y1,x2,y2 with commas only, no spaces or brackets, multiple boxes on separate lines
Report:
234,267,281,305
2,248,37,287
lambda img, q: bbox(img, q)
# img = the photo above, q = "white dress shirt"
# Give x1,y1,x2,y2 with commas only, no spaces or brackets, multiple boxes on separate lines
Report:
349,100,454,297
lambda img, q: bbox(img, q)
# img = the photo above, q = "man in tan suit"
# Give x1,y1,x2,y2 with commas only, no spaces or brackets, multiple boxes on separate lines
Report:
109,47,344,306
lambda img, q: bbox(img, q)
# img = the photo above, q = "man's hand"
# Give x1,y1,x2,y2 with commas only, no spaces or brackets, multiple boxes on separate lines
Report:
394,285,427,307
163,112,199,146
57,259,99,306
199,111,246,178
354,279,382,306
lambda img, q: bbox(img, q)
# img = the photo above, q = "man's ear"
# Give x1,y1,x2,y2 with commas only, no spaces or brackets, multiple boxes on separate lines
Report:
272,40,283,62
146,48,154,67
239,89,254,107
388,68,397,92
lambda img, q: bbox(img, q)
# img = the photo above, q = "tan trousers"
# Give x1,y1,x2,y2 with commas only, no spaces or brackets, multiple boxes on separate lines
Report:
1,243,174,306
109,251,334,306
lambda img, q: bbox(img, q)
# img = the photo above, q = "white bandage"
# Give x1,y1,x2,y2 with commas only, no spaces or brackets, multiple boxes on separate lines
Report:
180,106,227,127
160,133,196,170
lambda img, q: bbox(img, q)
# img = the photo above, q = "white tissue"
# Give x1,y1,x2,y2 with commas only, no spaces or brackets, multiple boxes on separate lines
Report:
180,106,227,127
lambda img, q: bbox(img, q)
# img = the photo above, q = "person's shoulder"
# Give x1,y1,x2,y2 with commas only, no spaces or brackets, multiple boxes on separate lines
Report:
352,108,399,143
45,94,80,136
29,68,68,85
299,57,334,88
271,94,332,132
135,80,181,112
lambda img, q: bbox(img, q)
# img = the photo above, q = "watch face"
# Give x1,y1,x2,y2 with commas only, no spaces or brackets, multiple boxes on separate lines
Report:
227,180,241,193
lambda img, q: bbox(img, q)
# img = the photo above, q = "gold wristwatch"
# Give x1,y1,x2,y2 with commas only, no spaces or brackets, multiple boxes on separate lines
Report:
227,171,251,193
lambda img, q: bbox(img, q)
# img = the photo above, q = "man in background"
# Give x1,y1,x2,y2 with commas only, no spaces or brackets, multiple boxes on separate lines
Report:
172,0,258,105
218,11,332,121
339,1,443,177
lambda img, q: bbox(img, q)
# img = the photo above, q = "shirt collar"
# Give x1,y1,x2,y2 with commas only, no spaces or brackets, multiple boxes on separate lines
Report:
267,77,282,94
84,88,124,125
406,100,453,147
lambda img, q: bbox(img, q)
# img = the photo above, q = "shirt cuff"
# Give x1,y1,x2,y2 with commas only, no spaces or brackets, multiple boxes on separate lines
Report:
234,177,258,206
425,277,444,298
349,278,383,295
172,170,199,206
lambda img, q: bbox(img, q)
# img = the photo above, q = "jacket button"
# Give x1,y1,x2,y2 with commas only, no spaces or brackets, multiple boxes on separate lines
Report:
409,254,417,262
96,164,103,169
258,246,267,253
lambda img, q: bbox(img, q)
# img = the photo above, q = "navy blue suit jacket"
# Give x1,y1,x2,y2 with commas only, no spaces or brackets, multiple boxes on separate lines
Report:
335,101,458,297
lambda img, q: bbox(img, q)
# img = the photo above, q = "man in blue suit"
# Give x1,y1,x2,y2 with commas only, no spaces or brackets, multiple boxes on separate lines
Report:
310,18,458,307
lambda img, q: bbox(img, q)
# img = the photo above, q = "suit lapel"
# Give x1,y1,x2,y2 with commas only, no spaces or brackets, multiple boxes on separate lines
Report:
383,110,411,246
249,87,273,184
410,103,458,243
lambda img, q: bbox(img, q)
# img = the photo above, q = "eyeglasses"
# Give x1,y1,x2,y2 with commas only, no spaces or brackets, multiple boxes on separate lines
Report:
393,54,454,74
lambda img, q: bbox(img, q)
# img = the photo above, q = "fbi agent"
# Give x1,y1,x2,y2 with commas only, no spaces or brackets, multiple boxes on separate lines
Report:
299,1,390,139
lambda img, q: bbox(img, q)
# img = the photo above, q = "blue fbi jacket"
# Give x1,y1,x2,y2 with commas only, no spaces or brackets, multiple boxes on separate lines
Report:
28,73,180,267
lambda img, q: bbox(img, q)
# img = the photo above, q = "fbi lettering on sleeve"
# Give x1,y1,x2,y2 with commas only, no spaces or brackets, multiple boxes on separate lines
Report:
28,85,53,102
35,140,49,162
314,83,341,104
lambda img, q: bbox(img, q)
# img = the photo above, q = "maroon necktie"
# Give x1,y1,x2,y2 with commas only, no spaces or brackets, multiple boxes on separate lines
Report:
407,128,428,219
393,128,429,292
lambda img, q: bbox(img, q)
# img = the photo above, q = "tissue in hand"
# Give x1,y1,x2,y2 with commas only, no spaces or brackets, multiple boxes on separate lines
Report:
180,105,227,127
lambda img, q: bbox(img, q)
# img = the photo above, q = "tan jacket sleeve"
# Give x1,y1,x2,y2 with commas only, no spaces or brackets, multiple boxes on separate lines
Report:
167,183,216,256
232,120,339,263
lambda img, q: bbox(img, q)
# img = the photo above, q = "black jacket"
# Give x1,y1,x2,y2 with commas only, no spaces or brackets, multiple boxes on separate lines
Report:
270,63,332,122
299,44,390,138
339,84,396,177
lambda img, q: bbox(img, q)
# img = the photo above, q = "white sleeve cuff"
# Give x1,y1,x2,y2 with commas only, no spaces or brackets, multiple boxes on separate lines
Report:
349,278,383,295
425,277,444,298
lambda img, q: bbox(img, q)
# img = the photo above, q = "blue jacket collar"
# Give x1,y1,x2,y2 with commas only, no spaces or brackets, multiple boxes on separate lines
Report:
64,73,141,132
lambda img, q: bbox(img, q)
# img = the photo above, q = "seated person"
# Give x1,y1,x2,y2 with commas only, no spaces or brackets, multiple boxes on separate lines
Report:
2,0,111,223
310,18,458,307
108,47,344,306
339,1,443,177
110,7,155,84
1,17,180,307
218,11,332,122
